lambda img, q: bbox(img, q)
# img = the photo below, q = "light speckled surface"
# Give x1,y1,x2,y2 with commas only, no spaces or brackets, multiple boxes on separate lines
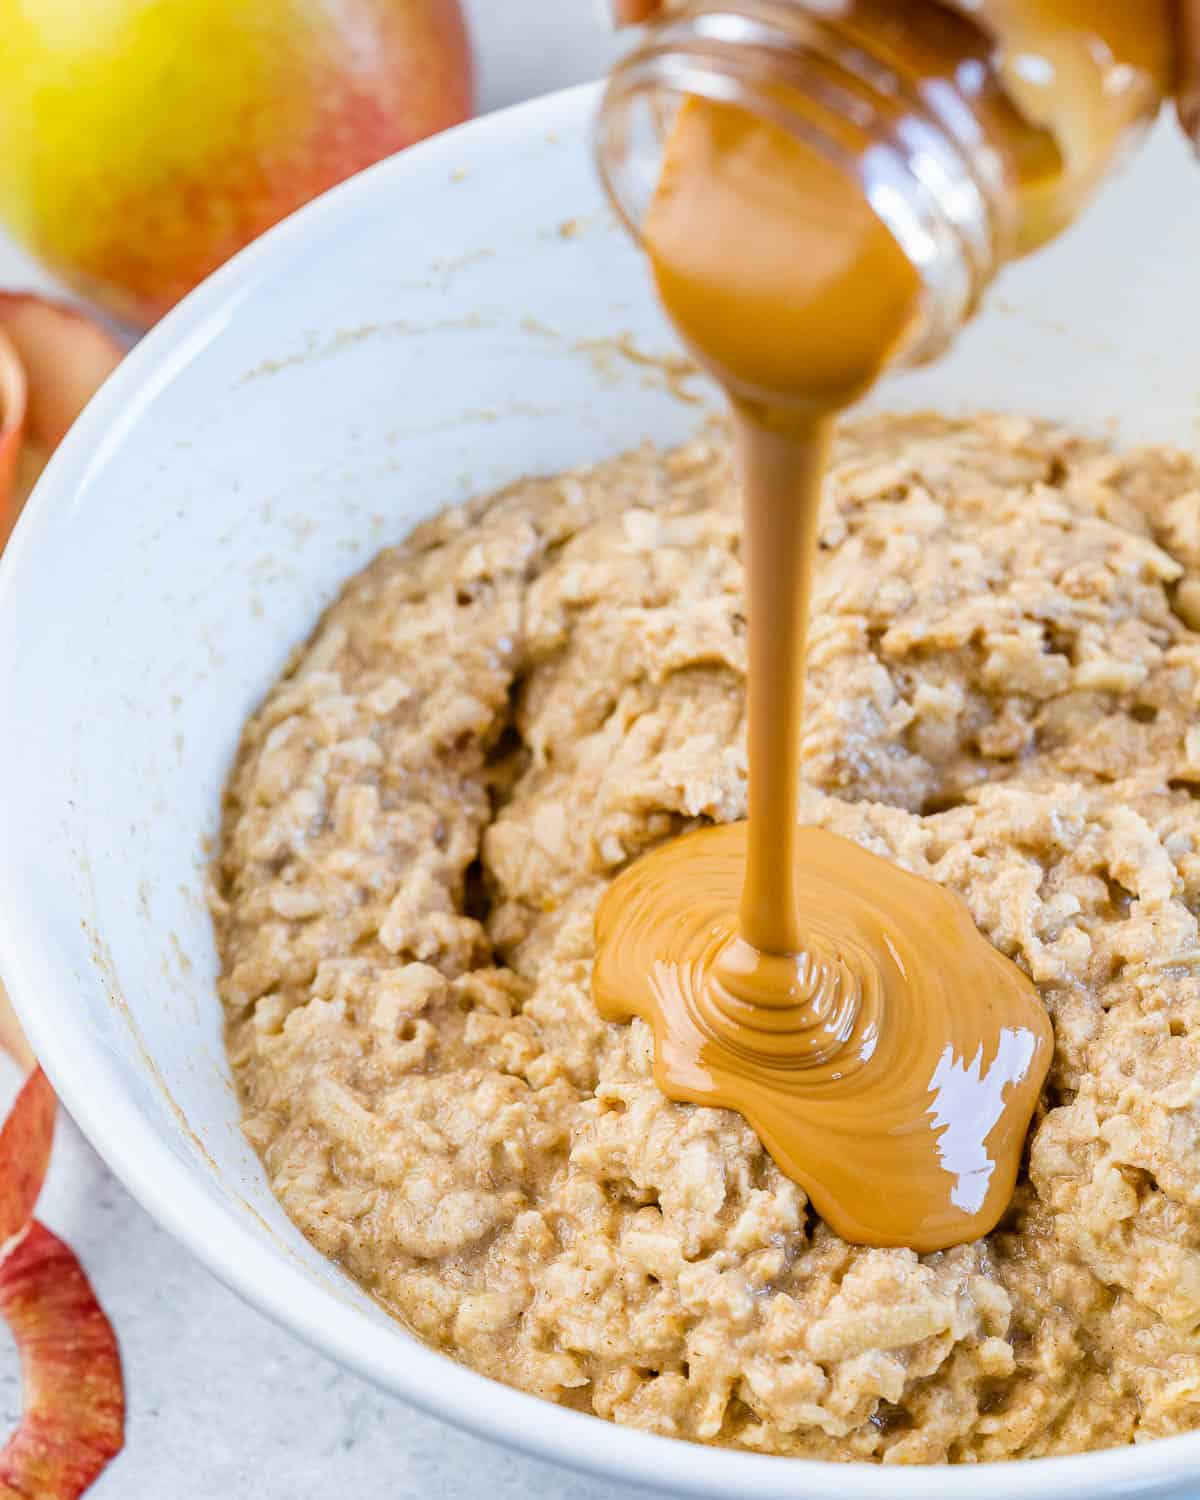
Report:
0,8,653,1496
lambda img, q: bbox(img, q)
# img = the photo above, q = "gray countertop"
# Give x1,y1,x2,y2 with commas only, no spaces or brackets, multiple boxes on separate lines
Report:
0,7,660,1496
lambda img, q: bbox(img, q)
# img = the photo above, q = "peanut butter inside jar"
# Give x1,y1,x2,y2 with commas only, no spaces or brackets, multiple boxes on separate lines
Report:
593,0,1171,1252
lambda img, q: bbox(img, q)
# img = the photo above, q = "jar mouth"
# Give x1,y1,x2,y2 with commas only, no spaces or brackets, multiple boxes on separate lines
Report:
595,5,1017,370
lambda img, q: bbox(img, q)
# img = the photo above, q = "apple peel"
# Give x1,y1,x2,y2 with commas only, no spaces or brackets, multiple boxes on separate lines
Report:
0,1223,124,1500
0,995,124,1495
0,990,34,1078
0,295,124,453
0,332,26,531
0,1070,55,1251
0,293,124,549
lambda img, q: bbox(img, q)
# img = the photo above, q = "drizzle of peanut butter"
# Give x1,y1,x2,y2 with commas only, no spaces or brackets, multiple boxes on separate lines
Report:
587,1,1173,1250
594,826,1050,1251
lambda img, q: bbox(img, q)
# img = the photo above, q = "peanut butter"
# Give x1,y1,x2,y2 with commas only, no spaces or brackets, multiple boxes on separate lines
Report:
589,7,1122,1250
963,0,1172,246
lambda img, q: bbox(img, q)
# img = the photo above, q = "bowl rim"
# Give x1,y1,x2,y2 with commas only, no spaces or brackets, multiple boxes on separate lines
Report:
0,80,1197,1500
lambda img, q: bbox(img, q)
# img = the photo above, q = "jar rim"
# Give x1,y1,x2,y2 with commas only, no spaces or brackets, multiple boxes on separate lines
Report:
595,4,1017,369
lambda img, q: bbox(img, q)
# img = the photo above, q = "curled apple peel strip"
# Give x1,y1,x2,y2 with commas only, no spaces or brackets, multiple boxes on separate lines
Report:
0,333,27,531
0,994,126,1496
0,1224,125,1500
0,1070,56,1252
0,292,125,551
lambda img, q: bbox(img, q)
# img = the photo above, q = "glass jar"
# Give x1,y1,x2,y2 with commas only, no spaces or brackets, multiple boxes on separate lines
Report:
596,0,1172,371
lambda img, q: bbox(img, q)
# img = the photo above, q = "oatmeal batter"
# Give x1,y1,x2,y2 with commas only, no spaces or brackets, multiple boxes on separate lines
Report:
216,412,1200,1461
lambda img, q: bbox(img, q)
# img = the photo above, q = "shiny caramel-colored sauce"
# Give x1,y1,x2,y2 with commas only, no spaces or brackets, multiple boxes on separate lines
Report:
827,0,1172,252
594,827,1050,1251
587,1,1161,1250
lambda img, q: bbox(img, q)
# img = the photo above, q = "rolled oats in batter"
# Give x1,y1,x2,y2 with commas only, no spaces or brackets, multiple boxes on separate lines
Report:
214,413,1200,1462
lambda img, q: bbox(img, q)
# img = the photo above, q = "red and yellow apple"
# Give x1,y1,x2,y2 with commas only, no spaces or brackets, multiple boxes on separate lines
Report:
0,0,475,327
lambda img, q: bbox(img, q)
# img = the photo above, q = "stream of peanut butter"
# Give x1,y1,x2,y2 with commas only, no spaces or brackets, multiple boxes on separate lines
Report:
594,1,1167,1252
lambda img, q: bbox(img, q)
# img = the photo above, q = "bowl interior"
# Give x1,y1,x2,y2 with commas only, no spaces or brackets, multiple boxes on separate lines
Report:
1,85,1200,1500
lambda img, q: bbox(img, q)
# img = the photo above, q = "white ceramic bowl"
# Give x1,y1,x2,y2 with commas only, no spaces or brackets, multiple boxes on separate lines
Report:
1,83,1200,1500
